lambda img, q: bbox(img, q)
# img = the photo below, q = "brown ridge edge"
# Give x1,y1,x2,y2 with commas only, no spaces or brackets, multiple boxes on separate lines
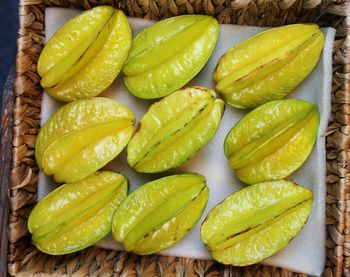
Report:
4,0,349,276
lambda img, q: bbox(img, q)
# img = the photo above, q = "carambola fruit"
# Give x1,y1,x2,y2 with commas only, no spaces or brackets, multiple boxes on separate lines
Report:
38,6,132,102
201,180,312,266
28,171,128,255
112,174,209,254
35,98,135,183
123,15,219,99
127,86,225,173
224,99,319,185
213,24,325,109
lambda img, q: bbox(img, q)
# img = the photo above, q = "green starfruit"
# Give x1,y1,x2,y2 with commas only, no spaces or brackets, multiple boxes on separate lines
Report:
123,15,219,99
38,6,132,102
35,98,135,183
201,180,312,266
28,171,128,255
112,173,209,254
224,99,319,184
214,24,324,109
127,86,224,173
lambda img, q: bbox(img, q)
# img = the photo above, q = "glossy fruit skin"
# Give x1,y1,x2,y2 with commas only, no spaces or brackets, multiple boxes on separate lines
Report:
214,24,325,109
224,99,319,185
127,87,225,173
123,15,219,99
38,6,132,102
201,180,312,266
28,171,128,255
112,173,209,254
35,98,135,183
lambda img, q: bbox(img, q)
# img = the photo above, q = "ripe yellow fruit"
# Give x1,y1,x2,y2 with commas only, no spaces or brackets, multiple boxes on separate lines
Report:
112,174,208,254
35,98,135,183
123,15,219,99
38,6,132,102
201,180,312,266
127,87,224,172
214,24,325,109
28,172,128,255
224,99,319,184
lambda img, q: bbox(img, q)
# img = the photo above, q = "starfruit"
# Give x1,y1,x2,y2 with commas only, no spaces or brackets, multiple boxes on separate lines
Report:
127,87,224,173
123,15,219,99
35,98,135,183
224,99,319,185
112,173,208,254
28,171,128,255
214,24,325,109
38,6,131,102
201,180,312,266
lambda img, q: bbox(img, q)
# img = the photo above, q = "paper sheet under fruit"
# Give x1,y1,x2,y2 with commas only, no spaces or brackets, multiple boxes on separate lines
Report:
38,8,336,276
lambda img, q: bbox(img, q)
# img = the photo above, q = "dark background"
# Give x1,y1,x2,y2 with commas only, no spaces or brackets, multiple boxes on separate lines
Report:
0,0,19,90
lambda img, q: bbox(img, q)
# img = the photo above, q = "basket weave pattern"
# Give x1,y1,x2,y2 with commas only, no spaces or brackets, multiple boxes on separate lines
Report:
5,0,349,276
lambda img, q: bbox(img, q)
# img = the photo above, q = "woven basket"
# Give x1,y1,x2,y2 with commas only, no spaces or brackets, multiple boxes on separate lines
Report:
1,0,349,276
